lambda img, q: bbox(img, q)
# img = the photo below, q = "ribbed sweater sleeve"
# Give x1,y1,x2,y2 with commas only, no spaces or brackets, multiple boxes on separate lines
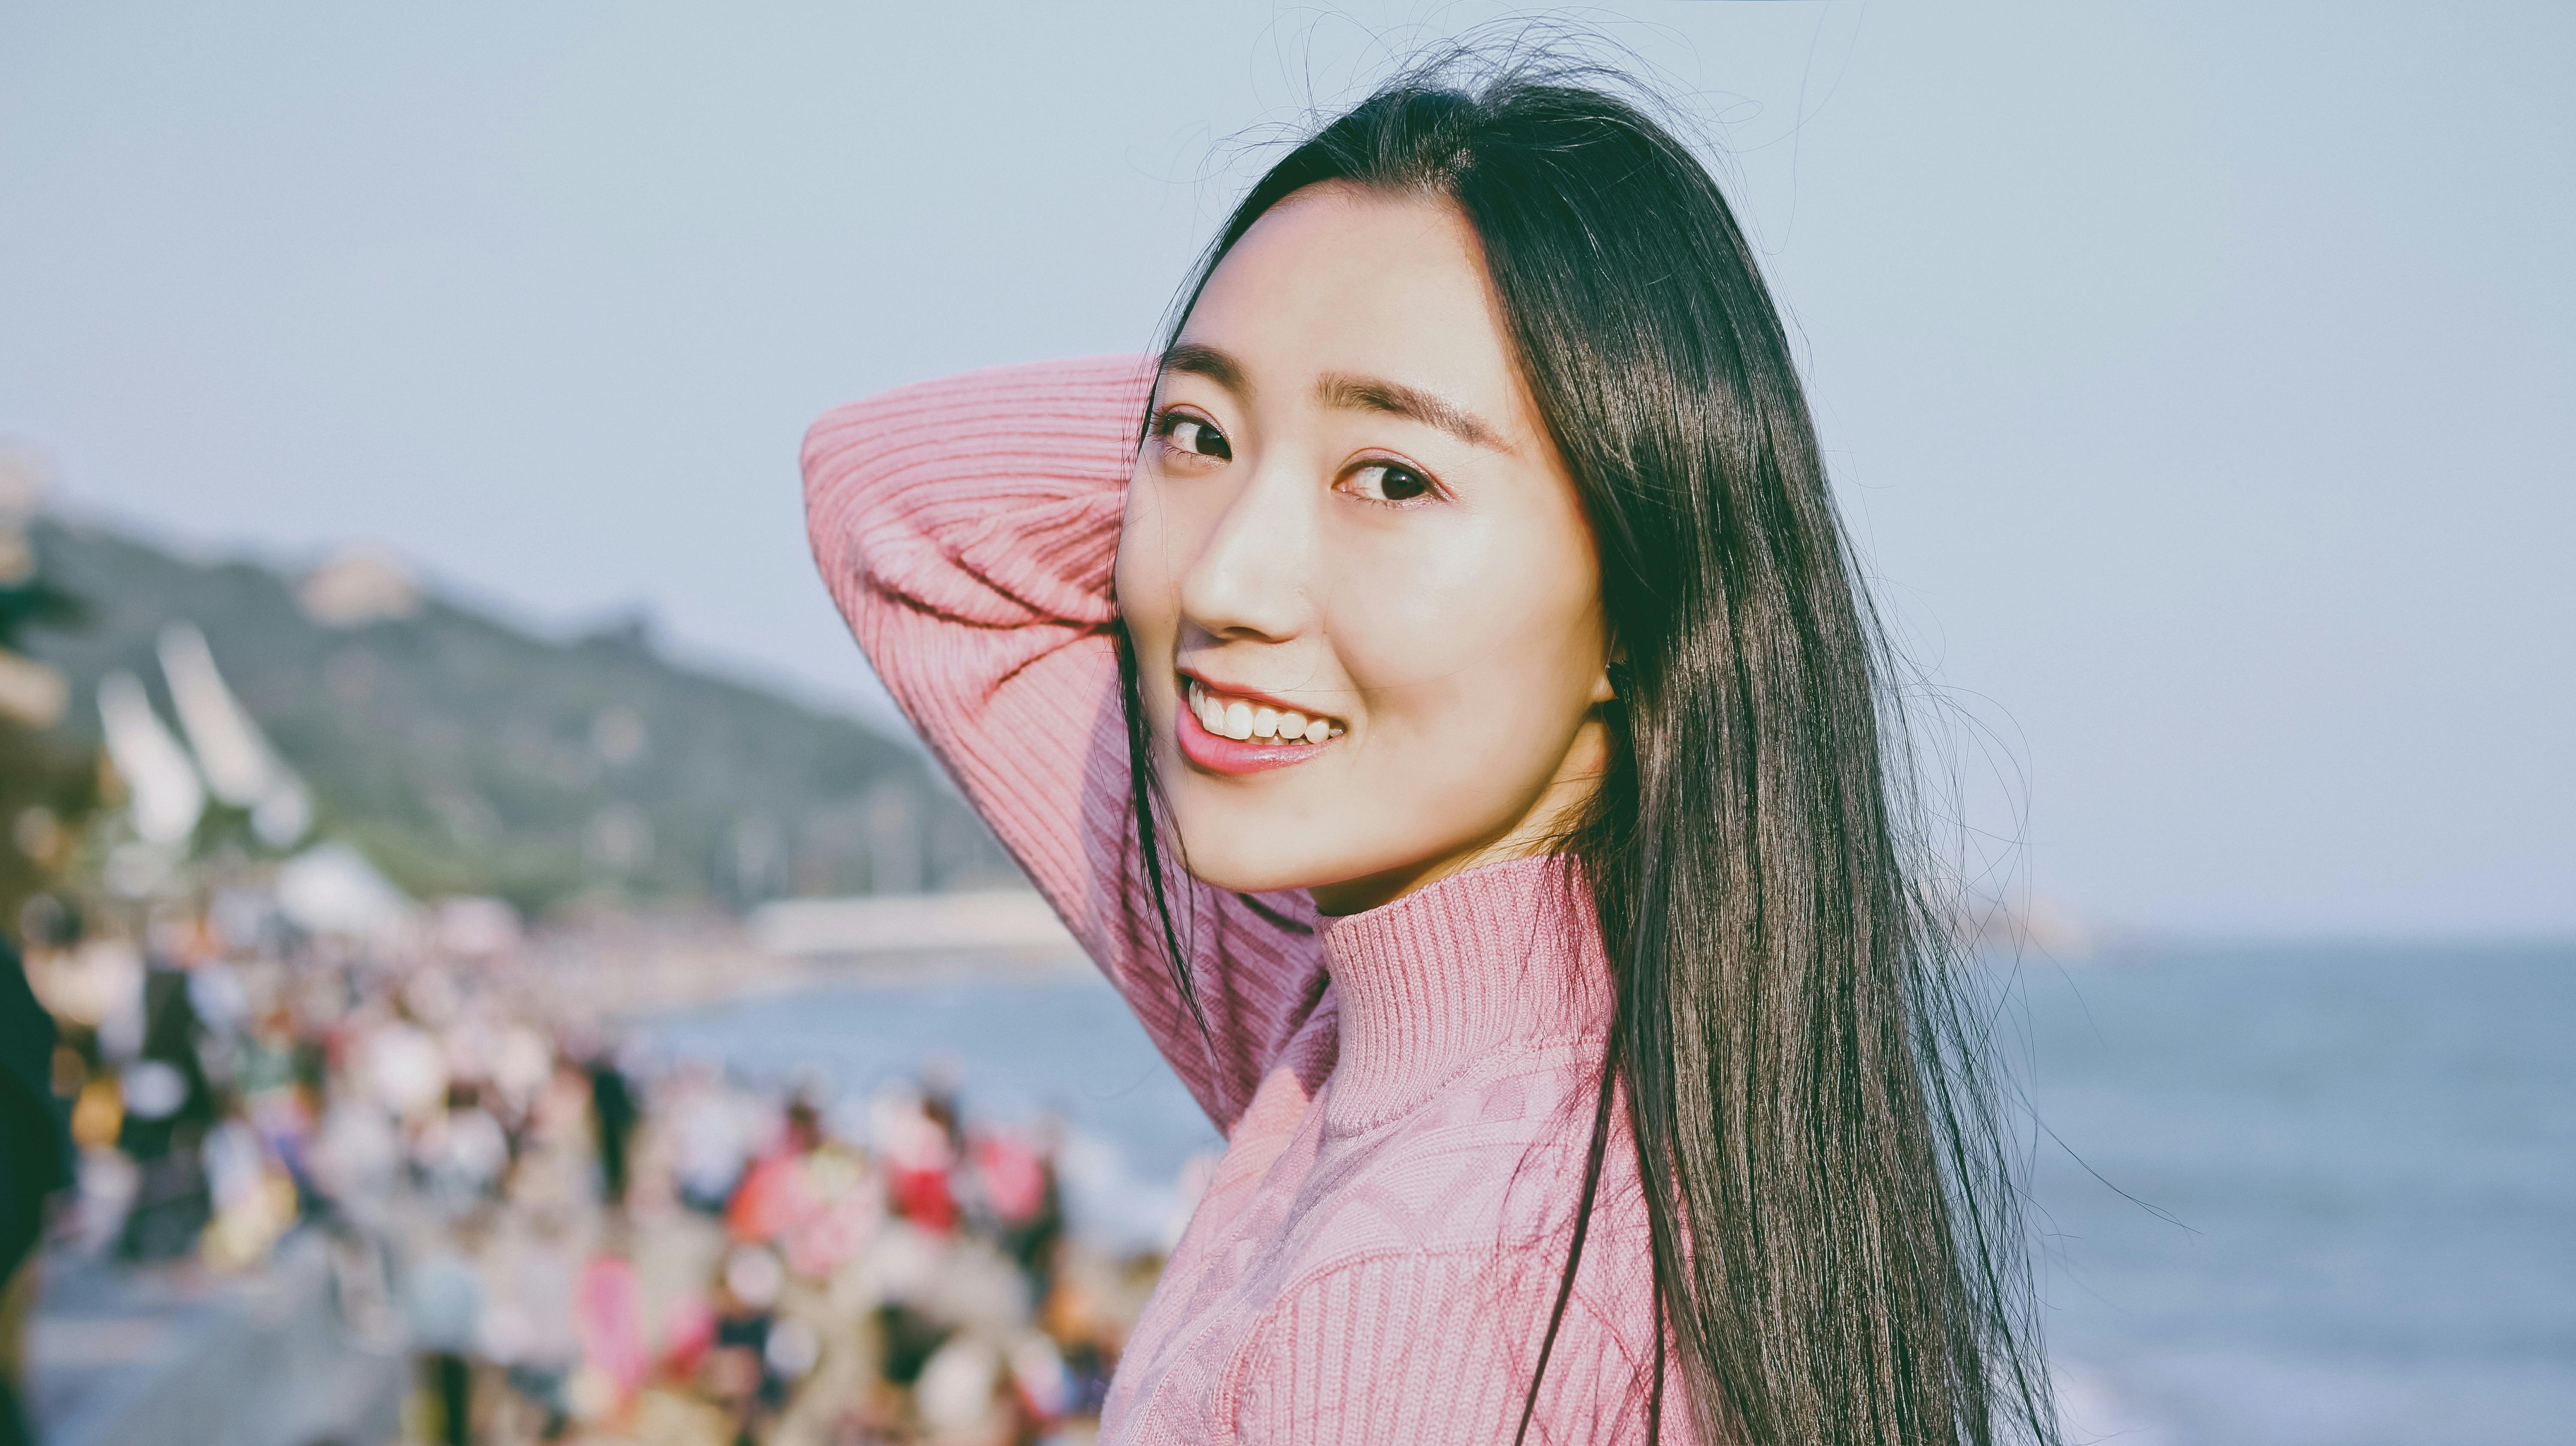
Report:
800,355,1330,1134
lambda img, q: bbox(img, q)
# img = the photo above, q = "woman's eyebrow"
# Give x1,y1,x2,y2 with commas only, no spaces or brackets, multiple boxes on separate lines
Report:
1158,342,1251,398
1315,371,1510,453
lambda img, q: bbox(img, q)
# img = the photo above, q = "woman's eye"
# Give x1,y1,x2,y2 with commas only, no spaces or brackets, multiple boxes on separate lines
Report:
1159,413,1230,462
1343,462,1434,504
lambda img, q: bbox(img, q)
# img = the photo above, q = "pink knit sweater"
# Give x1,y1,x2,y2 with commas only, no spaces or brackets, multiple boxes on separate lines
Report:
805,355,1684,1444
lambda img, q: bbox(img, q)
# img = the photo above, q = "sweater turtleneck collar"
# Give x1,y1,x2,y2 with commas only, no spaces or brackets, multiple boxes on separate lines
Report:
1315,853,1615,1134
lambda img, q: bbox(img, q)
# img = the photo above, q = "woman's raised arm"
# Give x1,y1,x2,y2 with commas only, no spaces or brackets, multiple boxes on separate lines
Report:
801,355,1328,1136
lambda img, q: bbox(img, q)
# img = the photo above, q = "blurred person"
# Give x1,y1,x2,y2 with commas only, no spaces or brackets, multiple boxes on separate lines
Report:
874,1084,959,1236
917,1051,966,1156
586,1045,639,1208
910,1334,1008,1446
234,999,301,1121
401,1223,486,1446
364,999,448,1125
478,1204,583,1442
435,998,497,1096
726,1093,827,1244
113,943,216,1261
237,1000,327,1217
709,1243,787,1437
803,46,2054,1446
572,1224,649,1413
414,1080,510,1212
0,939,71,1446
499,1054,601,1214
968,1121,1063,1313
176,937,247,1076
307,1076,402,1221
486,1017,552,1127
726,1091,885,1289
664,1062,752,1214
1003,1330,1074,1443
778,1135,879,1284
197,1108,297,1269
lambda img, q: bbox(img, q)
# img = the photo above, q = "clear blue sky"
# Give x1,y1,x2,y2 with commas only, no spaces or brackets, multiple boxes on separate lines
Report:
3,3,2567,937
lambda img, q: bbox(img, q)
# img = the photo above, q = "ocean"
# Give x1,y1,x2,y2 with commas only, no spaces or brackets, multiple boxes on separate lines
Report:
638,942,2576,1445
2015,942,2574,1443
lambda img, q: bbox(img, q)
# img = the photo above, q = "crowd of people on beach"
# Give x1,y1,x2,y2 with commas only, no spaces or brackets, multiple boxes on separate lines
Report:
13,883,1180,1446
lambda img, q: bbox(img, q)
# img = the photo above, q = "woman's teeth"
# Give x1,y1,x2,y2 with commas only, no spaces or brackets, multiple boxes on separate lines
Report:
1187,680,1343,746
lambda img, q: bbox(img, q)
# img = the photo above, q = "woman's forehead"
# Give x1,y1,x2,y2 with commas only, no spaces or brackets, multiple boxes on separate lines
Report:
1176,187,1534,439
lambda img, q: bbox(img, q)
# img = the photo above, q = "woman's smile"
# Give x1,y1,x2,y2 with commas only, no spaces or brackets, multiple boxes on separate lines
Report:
1175,674,1345,775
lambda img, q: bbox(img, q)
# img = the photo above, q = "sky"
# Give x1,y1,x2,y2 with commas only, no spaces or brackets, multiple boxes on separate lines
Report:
2,3,2568,938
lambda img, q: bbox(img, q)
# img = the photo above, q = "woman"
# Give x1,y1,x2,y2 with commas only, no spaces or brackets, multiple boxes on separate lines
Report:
805,55,2054,1446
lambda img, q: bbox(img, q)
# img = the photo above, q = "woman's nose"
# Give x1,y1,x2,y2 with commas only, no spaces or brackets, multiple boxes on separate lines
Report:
1178,466,1315,643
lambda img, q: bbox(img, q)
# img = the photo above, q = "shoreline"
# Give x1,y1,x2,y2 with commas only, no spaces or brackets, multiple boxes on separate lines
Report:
517,911,1097,1024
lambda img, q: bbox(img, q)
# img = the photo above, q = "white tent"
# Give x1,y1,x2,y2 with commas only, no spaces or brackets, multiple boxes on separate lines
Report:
276,842,414,939
156,622,310,846
97,670,204,846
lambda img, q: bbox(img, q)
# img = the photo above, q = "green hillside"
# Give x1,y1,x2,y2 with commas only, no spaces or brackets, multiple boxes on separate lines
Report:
22,517,1013,911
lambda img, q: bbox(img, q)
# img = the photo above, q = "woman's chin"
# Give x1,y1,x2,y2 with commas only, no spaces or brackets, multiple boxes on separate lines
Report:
1172,844,1329,899
1170,829,1443,912
1164,820,1358,899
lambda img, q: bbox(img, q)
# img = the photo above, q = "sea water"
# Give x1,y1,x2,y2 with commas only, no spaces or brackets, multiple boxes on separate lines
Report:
641,942,2576,1444
2016,942,2574,1444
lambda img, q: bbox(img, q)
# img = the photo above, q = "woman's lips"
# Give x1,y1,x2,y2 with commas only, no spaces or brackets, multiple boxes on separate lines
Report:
1175,686,1340,775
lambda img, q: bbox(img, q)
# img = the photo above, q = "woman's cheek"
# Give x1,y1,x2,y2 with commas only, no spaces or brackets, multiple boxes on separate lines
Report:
1114,507,1180,649
1339,591,1593,812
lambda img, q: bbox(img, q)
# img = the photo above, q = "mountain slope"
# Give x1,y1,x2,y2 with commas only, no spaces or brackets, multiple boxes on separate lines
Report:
23,517,1014,911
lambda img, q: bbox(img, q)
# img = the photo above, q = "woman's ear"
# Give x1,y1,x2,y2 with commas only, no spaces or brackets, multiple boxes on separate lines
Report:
1590,637,1627,706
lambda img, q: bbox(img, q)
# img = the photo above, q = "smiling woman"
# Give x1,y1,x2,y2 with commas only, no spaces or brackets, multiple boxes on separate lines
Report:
1123,187,1616,916
805,47,2054,1446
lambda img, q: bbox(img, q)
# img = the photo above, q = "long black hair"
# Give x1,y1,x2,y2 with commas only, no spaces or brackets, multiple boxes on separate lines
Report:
1113,47,2057,1446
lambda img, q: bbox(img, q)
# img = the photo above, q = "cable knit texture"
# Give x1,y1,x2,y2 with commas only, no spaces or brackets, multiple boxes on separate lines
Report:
805,355,1688,1444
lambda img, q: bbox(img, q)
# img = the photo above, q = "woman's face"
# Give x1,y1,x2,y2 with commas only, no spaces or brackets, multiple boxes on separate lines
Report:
1116,182,1614,915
